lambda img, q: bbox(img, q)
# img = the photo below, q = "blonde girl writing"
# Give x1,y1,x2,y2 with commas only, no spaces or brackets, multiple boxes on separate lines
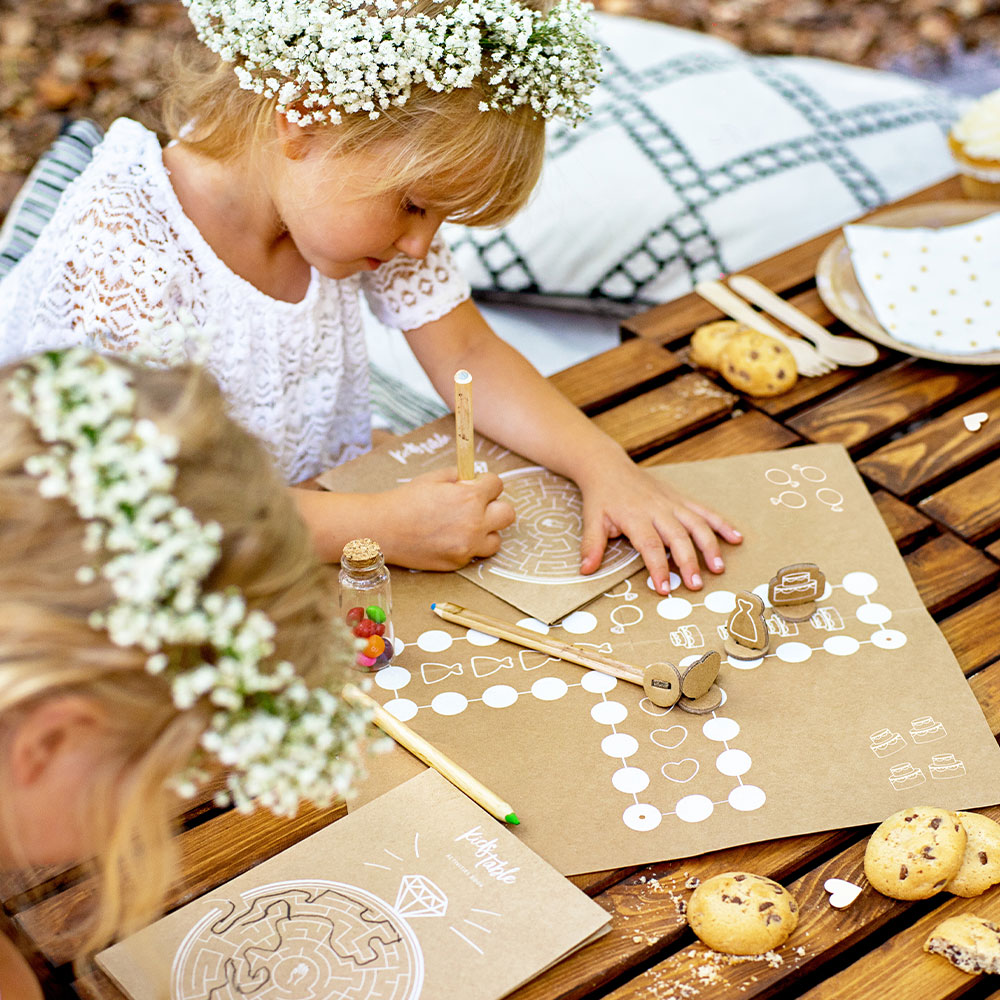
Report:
0,0,741,593
0,349,371,997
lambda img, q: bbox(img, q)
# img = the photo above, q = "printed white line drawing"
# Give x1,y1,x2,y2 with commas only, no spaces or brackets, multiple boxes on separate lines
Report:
888,762,926,791
811,607,845,631
792,464,828,483
766,468,799,487
766,615,799,638
910,717,948,743
611,603,644,634
471,655,514,679
869,728,907,758
770,490,807,509
815,488,845,512
603,580,639,602
661,759,700,783
670,624,705,649
518,649,560,672
929,754,967,779
650,726,688,750
421,662,464,685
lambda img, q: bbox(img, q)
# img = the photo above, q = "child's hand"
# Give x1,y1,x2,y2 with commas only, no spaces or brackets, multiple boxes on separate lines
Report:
377,468,515,571
576,461,742,595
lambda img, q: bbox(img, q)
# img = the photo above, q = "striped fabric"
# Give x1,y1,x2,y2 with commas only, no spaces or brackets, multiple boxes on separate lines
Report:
0,118,104,279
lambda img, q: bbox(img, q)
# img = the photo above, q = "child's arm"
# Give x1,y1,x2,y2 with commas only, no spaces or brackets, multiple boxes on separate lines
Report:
292,467,515,569
404,299,742,594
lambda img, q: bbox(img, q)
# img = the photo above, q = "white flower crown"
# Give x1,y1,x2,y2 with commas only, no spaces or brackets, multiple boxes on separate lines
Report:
181,0,602,125
7,348,375,817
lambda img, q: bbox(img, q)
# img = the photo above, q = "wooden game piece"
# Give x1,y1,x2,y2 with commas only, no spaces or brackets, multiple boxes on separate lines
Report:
679,650,721,700
642,661,682,708
723,591,769,659
678,684,724,714
767,562,826,622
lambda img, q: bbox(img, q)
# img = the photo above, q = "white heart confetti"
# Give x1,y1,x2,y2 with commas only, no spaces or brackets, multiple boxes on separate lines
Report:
824,877,863,909
963,412,989,432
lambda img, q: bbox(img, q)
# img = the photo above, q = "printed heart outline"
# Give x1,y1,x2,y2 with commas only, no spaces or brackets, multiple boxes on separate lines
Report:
650,725,688,750
661,758,699,783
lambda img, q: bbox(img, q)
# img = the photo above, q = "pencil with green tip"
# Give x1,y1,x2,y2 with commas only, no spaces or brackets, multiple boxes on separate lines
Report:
342,682,520,826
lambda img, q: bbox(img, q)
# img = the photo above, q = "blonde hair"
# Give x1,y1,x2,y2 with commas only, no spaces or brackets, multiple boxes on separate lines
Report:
0,359,351,961
162,0,549,227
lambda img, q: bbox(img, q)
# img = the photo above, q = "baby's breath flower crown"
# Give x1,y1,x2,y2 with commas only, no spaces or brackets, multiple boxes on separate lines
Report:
181,0,602,125
7,348,375,818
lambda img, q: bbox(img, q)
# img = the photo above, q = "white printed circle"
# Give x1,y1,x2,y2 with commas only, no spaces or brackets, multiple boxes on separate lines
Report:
752,583,772,607
562,611,598,634
656,597,693,620
842,571,878,596
703,717,740,741
517,618,550,635
431,692,467,716
729,785,766,811
417,629,453,652
385,698,418,722
819,580,833,600
466,628,500,647
776,642,812,664
613,766,650,794
375,665,411,690
531,677,568,701
581,670,618,694
704,590,737,615
824,635,860,656
871,629,907,650
602,733,639,758
482,685,518,709
727,654,765,670
591,700,628,725
716,748,752,777
675,794,714,823
857,603,892,626
623,803,662,832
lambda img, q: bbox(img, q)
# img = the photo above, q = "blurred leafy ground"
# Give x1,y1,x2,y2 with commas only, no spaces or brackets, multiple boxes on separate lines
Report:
1,0,998,217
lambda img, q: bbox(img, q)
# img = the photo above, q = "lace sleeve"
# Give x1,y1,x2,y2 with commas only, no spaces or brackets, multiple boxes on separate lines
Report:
361,233,471,331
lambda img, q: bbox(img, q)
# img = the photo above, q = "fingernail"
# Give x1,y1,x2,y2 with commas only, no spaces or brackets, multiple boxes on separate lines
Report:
691,573,702,588
732,530,743,540
713,557,725,572
659,581,671,594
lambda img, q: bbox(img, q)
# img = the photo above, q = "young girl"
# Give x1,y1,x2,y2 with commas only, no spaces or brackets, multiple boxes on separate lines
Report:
0,348,371,996
0,0,741,594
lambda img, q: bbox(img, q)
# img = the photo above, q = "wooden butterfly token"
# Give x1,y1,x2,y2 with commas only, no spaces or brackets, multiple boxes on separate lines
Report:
678,683,723,715
724,591,770,659
642,661,682,708
680,650,721,700
768,562,825,622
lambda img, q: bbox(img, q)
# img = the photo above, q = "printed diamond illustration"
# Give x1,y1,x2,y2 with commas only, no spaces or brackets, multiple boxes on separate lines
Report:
394,874,448,919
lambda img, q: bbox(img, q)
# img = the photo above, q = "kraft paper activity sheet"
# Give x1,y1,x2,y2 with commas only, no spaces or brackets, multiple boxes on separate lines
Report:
346,444,1000,875
96,771,610,1000
317,416,641,623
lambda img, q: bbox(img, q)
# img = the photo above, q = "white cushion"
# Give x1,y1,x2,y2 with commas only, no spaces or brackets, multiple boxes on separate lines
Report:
443,13,961,309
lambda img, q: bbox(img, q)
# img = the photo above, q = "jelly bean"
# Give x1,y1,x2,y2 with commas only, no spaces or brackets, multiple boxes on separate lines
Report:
354,619,379,638
356,652,378,668
374,646,393,667
346,606,365,626
372,622,386,636
365,605,387,624
381,638,393,658
364,635,386,658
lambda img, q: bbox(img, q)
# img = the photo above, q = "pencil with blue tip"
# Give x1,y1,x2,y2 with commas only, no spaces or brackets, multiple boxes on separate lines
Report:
342,682,520,825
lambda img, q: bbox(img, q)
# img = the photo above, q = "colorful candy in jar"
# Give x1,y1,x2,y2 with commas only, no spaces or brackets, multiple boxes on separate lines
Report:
347,605,393,669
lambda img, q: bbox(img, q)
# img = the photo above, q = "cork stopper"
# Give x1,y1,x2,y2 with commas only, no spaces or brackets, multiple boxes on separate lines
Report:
341,537,383,569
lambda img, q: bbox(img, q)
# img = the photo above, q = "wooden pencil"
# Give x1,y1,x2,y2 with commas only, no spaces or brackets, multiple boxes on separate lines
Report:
453,369,475,481
431,601,645,686
342,682,520,825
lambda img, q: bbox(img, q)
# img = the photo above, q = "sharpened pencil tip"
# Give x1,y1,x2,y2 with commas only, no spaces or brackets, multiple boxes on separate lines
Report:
505,812,520,825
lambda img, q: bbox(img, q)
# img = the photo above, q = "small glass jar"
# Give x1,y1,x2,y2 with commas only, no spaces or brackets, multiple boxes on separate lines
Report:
339,537,394,671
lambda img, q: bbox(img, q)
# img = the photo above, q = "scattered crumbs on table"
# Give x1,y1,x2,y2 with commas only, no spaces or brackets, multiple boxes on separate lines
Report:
685,876,702,890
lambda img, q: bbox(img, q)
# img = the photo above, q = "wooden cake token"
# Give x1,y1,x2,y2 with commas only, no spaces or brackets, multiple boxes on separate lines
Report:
767,563,825,623
642,661,682,708
678,684,724,715
724,591,769,659
680,650,721,699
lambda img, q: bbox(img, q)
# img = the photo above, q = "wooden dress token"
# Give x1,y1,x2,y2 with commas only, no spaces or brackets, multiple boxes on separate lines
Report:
725,591,769,659
678,684,723,714
680,650,721,699
642,661,682,708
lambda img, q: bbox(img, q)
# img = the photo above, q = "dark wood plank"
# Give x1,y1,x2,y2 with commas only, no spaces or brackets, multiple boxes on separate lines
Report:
548,339,680,412
969,661,1000,734
786,361,995,451
857,385,1000,498
904,534,1000,616
918,457,1000,543
941,590,1000,676
871,491,934,549
748,364,875,418
988,539,1000,563
591,373,737,456
640,410,800,466
620,177,963,344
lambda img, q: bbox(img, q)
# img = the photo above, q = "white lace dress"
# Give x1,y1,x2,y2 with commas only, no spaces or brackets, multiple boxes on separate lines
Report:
0,118,471,483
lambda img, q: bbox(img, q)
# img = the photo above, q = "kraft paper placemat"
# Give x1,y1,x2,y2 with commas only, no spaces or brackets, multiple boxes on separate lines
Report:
317,416,641,624
350,444,1000,876
96,771,609,1000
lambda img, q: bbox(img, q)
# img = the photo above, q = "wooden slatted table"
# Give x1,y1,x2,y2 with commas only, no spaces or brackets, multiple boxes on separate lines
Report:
9,175,1000,999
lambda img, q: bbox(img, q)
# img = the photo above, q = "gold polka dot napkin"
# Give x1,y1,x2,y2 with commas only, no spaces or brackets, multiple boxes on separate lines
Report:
843,211,1000,355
